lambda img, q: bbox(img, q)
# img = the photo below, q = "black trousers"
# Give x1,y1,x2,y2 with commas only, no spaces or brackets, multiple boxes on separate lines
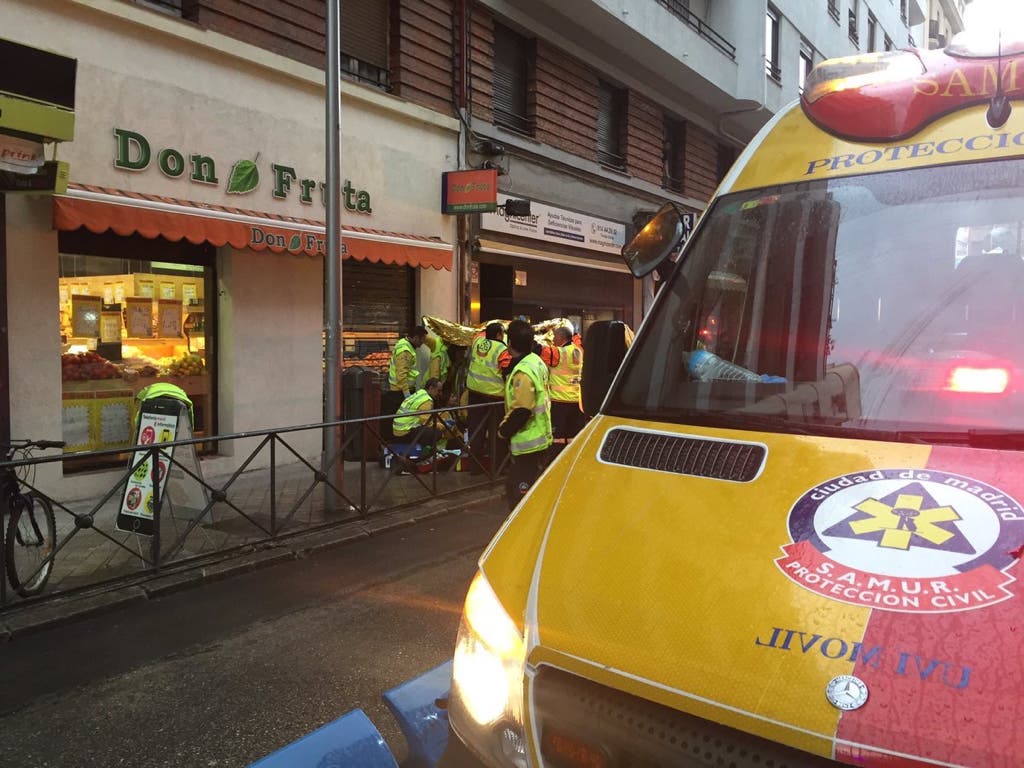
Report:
467,390,506,470
391,425,442,450
551,400,586,440
505,449,547,511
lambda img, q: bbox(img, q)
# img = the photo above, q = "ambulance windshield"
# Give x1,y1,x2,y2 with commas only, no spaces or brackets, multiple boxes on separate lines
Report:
610,159,1024,442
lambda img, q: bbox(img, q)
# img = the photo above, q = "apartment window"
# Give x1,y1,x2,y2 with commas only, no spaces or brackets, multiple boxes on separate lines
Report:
341,0,389,89
827,0,840,23
884,34,894,51
493,23,533,135
867,13,877,52
134,0,198,19
799,44,814,93
663,116,686,192
765,6,781,81
900,0,909,23
849,1,860,46
597,81,626,168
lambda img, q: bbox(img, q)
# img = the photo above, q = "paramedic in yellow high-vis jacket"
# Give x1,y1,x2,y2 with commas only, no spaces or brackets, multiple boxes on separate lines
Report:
498,319,552,511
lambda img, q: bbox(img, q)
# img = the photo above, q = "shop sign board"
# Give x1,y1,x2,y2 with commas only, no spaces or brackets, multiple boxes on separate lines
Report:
113,128,371,212
481,194,626,255
117,398,209,537
441,169,498,213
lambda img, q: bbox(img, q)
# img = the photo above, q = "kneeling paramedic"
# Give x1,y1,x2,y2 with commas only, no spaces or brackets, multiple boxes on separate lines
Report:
498,319,552,511
392,378,455,453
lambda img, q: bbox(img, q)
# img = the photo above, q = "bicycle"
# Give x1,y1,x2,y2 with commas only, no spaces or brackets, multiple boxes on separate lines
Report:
2,439,65,597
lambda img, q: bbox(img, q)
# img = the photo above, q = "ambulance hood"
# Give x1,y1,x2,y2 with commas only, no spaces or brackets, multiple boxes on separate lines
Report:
482,416,1024,767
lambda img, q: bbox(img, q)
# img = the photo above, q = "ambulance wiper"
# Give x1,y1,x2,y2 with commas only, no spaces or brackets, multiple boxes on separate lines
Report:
895,429,1024,450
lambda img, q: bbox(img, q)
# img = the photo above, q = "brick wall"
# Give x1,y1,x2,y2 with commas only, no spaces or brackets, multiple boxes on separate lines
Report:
196,0,325,68
684,123,721,201
533,41,598,161
194,0,453,116
390,0,454,114
468,9,495,124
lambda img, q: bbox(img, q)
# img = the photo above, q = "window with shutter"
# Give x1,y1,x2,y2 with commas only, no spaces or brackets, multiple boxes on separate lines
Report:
765,6,781,80
663,116,685,192
597,81,625,169
493,24,533,134
341,0,390,89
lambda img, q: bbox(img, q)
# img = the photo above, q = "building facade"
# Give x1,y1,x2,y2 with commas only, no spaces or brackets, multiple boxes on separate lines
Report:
1,0,460,495
1,0,927,492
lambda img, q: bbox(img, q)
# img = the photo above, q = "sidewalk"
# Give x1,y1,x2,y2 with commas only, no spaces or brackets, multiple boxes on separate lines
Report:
0,457,503,638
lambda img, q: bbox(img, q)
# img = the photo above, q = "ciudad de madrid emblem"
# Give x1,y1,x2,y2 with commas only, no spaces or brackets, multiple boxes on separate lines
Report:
776,468,1024,613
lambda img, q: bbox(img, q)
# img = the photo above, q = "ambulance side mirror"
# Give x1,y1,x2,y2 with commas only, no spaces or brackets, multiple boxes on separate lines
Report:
622,202,684,278
581,320,629,416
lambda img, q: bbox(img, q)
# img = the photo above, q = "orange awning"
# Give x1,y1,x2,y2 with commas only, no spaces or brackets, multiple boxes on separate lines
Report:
53,184,452,270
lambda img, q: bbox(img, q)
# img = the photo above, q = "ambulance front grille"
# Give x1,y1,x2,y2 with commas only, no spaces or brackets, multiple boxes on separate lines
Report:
599,428,765,482
533,666,839,768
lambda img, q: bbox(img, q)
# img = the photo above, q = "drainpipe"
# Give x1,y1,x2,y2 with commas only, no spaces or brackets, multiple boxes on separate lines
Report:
455,0,472,323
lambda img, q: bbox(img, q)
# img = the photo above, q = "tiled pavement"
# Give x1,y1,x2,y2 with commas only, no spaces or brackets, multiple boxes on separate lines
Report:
3,454,499,609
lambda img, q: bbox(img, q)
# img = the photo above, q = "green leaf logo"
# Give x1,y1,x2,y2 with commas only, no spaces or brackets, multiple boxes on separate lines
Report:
226,159,260,194
287,234,302,250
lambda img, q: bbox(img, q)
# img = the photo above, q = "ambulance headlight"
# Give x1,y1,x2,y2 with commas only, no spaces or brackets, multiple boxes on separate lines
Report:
449,571,528,768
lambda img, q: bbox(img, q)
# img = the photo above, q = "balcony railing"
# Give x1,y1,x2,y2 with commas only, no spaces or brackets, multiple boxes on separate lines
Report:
654,0,736,60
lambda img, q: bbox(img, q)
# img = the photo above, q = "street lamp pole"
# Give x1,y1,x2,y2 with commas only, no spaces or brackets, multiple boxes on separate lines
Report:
323,0,343,491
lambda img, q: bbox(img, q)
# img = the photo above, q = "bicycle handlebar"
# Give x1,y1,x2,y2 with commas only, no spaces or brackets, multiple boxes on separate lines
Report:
33,440,67,450
0,439,66,452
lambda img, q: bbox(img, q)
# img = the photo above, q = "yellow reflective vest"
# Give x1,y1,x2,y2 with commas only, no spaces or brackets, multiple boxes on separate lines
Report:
393,389,434,436
548,343,582,403
388,338,420,393
505,353,553,456
466,336,507,396
428,336,450,382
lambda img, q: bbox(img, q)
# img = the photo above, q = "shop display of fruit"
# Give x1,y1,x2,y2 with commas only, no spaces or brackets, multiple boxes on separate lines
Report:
165,353,205,377
61,351,122,381
343,351,392,370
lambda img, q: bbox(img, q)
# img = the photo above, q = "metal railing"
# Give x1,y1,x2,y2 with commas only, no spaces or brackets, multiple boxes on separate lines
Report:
654,0,736,60
0,402,508,607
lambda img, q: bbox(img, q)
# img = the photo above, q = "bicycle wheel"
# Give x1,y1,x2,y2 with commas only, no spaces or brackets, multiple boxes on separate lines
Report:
5,492,56,597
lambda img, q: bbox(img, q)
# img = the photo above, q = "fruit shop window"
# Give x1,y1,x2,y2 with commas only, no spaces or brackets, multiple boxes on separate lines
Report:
58,243,216,466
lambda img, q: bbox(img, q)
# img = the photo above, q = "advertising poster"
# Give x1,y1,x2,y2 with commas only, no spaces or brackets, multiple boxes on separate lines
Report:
116,404,178,535
126,297,153,337
158,300,183,337
480,194,627,254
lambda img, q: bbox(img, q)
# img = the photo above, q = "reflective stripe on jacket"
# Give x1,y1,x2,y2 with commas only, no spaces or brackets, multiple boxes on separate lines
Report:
466,336,507,396
393,389,434,435
505,353,553,456
548,343,582,402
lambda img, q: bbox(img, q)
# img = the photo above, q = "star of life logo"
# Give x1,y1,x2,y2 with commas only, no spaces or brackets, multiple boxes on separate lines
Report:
777,469,1024,613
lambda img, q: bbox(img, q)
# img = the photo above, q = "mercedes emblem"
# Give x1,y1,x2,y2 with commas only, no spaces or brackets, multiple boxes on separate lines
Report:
825,675,869,711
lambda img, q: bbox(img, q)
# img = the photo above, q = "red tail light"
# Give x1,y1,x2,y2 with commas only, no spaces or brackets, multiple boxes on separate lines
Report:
945,366,1010,394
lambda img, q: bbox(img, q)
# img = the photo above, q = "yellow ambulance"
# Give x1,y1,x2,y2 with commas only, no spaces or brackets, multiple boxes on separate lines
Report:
441,32,1024,768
